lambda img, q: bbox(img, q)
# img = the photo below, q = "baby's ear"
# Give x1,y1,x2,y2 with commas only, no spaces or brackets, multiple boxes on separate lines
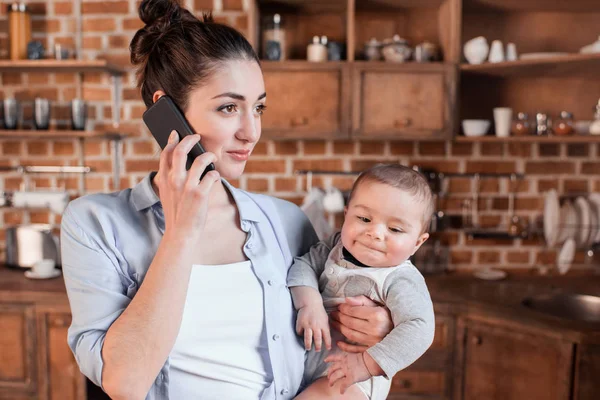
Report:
411,233,429,255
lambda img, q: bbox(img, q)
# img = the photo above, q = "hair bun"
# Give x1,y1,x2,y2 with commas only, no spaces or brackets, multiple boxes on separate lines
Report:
138,0,181,27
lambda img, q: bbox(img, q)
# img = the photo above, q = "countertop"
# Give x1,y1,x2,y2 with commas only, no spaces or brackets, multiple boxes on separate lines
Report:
1,264,599,343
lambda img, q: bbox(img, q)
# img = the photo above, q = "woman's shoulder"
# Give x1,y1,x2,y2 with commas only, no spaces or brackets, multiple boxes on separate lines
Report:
62,188,138,231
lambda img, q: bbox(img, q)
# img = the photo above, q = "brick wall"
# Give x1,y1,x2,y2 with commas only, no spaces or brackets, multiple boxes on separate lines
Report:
1,0,599,273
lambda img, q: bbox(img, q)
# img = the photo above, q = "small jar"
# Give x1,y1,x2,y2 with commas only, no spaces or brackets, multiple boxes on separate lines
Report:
511,112,531,136
553,111,575,136
262,14,286,61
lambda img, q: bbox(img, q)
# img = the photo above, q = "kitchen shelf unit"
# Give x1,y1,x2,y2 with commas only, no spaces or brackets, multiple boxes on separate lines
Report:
455,135,600,143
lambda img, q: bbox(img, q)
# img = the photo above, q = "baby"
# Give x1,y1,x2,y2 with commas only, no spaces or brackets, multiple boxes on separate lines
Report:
289,163,435,400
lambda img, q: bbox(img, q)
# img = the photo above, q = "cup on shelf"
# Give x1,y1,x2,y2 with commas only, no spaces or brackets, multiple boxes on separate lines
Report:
493,107,513,137
70,99,88,131
2,98,20,130
33,98,50,130
463,36,489,65
488,40,505,63
506,42,518,61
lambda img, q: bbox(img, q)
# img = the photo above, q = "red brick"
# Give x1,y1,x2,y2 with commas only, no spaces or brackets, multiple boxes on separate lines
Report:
125,160,159,173
15,88,59,101
252,142,268,156
2,73,23,85
360,141,385,155
536,250,557,265
525,161,575,175
82,1,129,14
479,179,500,193
2,141,22,155
28,2,47,15
53,142,75,156
194,0,214,10
507,143,531,157
481,143,504,156
303,141,326,155
538,143,560,157
245,159,286,173
581,162,600,175
477,251,500,264
27,141,49,156
294,159,343,172
332,177,357,191
447,178,471,193
389,142,414,156
567,144,589,157
450,142,473,156
108,35,130,49
123,17,145,31
32,19,61,34
479,215,502,228
82,87,111,101
30,211,51,224
564,180,589,194
537,179,559,192
223,0,243,11
54,36,76,48
409,160,460,174
87,160,113,173
4,210,24,225
274,142,298,155
333,140,356,155
465,161,516,174
275,177,297,192
515,197,542,211
83,36,104,50
450,250,473,264
84,176,107,192
247,178,269,192
418,141,446,156
54,2,73,15
131,140,157,155
84,142,105,156
506,251,530,264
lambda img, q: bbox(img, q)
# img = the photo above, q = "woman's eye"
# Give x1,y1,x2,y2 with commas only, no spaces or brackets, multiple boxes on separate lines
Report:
358,216,370,223
219,104,237,114
255,104,267,115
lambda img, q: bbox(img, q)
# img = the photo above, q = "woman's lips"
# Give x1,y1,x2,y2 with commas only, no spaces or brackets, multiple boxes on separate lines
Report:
227,150,251,161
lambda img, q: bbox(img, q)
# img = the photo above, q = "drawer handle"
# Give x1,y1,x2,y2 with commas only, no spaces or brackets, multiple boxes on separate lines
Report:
398,379,412,389
394,118,412,128
472,335,482,346
290,117,309,127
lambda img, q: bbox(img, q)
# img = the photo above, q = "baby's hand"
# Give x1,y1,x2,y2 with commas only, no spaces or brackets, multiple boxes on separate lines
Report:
325,352,372,394
296,305,332,352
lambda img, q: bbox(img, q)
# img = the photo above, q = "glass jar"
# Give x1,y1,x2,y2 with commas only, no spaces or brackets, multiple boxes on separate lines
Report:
553,111,575,136
262,14,286,61
511,112,532,136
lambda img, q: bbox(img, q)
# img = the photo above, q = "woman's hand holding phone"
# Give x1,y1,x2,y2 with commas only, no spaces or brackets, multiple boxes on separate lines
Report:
157,130,220,236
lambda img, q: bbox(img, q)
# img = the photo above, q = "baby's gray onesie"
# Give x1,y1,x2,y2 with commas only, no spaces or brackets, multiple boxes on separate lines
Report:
287,232,435,400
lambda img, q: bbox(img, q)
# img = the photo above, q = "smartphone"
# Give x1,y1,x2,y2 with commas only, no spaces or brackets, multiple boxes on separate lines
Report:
142,95,216,178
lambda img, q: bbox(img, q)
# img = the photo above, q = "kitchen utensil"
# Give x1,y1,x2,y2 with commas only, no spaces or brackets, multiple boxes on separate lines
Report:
462,119,490,136
414,42,439,62
307,35,327,62
488,40,504,63
463,36,489,65
508,175,528,238
474,267,507,280
33,97,50,130
535,112,551,135
580,35,600,54
5,224,61,269
71,99,88,130
574,197,591,247
262,13,286,61
557,238,576,275
586,198,599,248
327,41,344,61
506,42,518,61
588,194,600,244
381,35,412,63
24,268,61,279
364,38,382,61
511,112,532,136
553,111,575,136
11,190,69,214
493,107,512,137
544,189,560,246
3,98,20,129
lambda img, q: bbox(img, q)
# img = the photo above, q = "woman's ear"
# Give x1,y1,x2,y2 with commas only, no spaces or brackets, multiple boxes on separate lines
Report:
152,90,166,104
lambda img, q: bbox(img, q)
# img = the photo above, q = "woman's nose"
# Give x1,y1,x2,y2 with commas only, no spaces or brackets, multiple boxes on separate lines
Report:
236,112,260,143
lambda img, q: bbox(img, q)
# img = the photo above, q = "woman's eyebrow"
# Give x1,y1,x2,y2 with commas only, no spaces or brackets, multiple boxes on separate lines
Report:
211,92,267,101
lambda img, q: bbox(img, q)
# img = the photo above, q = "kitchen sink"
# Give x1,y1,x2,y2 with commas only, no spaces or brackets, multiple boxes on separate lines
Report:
522,293,600,323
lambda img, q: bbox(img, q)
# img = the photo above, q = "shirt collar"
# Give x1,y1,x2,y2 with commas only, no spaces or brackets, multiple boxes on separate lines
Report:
130,172,262,223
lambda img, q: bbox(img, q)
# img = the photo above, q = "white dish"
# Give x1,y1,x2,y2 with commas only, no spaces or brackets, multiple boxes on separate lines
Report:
462,119,491,137
24,268,62,280
520,52,570,60
586,198,599,248
557,238,575,275
474,268,507,281
543,189,560,247
574,197,591,247
557,201,576,244
588,194,600,244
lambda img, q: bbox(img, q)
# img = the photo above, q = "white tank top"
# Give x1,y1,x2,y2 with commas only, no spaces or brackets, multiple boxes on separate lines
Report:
169,261,273,399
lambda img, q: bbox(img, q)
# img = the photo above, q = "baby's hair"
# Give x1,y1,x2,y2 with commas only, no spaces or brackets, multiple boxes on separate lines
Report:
348,164,434,233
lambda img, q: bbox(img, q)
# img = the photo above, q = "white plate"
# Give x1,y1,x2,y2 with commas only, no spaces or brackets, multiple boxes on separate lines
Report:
586,198,599,247
520,52,570,60
574,197,591,247
588,194,600,244
544,189,560,246
474,268,507,281
24,268,62,280
557,238,576,275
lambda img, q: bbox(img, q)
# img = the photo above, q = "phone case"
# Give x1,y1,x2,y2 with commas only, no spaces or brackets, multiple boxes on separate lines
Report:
142,95,216,176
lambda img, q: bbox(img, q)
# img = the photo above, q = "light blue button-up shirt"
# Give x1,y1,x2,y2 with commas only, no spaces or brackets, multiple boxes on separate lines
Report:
60,172,318,399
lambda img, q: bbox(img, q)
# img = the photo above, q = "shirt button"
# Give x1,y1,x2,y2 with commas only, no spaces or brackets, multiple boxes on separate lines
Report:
281,389,289,395
246,241,254,249
268,280,274,286
272,334,280,341
328,268,334,274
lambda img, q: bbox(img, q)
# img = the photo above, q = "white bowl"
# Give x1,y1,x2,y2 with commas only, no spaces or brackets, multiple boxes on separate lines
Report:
462,119,491,137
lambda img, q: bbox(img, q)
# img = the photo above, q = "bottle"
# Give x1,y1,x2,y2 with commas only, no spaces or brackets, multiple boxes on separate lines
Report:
553,111,575,136
8,2,32,60
262,14,286,61
307,35,327,62
511,112,531,136
590,98,600,135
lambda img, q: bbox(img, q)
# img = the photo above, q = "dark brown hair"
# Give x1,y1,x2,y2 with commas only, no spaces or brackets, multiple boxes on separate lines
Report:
348,164,435,234
130,0,260,110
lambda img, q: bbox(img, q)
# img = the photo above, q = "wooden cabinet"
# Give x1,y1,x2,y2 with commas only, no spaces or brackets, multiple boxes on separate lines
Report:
456,320,573,400
36,313,85,400
261,63,350,139
352,64,456,140
0,304,37,399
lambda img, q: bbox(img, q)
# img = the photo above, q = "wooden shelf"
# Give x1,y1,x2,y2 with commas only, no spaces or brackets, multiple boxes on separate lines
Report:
455,135,600,143
0,60,125,75
261,60,449,71
0,130,125,139
460,53,600,77
464,0,600,12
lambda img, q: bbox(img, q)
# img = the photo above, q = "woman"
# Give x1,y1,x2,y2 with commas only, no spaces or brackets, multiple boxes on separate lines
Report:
61,0,393,399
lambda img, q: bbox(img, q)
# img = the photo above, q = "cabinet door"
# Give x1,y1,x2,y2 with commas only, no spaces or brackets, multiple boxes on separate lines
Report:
0,304,36,397
37,313,85,400
352,64,456,139
461,321,572,400
261,63,350,139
